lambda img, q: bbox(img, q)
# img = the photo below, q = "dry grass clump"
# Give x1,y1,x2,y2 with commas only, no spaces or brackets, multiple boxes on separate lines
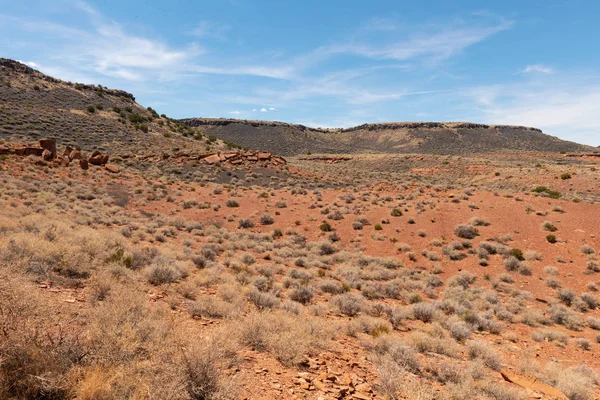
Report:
466,340,502,370
331,293,364,316
454,224,479,239
531,329,569,345
237,311,333,366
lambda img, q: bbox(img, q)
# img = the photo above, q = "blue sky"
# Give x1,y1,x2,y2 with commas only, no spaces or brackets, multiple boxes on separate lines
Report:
1,0,599,145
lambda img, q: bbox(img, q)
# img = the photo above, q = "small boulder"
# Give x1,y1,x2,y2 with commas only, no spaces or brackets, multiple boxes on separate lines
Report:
42,149,53,161
39,138,57,159
24,147,44,157
79,159,89,170
203,154,221,164
63,146,73,158
69,149,83,161
89,150,109,165
258,151,271,160
105,164,120,174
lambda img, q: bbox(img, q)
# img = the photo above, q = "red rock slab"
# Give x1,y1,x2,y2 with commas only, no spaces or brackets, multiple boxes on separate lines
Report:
258,151,272,160
105,164,120,174
39,138,56,158
500,369,568,400
203,154,221,164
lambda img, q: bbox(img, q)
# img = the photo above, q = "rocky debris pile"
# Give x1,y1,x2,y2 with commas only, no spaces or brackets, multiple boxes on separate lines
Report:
199,151,286,167
137,150,287,168
299,156,352,164
0,138,117,173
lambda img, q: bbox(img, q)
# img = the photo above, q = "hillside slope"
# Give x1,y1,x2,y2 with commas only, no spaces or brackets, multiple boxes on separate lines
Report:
0,59,237,156
180,118,595,156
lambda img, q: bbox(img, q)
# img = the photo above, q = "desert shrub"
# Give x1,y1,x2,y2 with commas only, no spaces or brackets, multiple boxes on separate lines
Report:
319,222,333,232
504,256,521,271
532,186,561,199
225,199,239,208
546,278,562,289
238,219,254,229
412,302,437,323
467,341,501,370
469,217,490,226
147,263,184,285
580,293,598,310
237,311,330,366
247,289,280,310
320,280,345,294
260,215,274,225
574,338,591,351
454,224,478,239
558,289,576,306
374,337,421,374
542,221,558,232
587,317,600,330
449,321,472,342
531,329,569,344
546,235,557,244
332,293,363,316
509,248,525,261
319,242,336,255
188,296,236,319
581,245,595,255
191,255,207,269
447,271,476,289
547,304,583,330
390,208,402,217
289,285,314,304
177,334,240,400
518,263,532,276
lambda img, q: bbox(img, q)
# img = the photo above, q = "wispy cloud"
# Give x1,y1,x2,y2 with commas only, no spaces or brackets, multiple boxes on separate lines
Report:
189,20,231,39
318,16,513,63
522,64,554,74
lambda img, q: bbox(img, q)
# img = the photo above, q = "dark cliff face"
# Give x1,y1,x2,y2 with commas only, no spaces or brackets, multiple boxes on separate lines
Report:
179,118,591,156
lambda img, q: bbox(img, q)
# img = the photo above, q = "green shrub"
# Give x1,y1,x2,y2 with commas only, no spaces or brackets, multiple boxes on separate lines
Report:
546,235,557,244
319,222,333,232
509,248,525,261
390,208,402,217
532,186,561,199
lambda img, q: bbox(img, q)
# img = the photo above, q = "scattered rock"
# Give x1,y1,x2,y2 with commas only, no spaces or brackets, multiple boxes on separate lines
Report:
79,159,89,170
105,163,120,174
500,369,568,400
42,149,53,161
39,138,56,159
89,150,109,165
69,149,83,161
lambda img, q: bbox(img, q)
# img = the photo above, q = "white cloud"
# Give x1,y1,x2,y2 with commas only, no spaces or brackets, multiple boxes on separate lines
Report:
465,77,600,146
228,110,240,115
16,60,38,68
269,107,276,111
251,109,257,112
522,64,554,74
260,108,267,112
